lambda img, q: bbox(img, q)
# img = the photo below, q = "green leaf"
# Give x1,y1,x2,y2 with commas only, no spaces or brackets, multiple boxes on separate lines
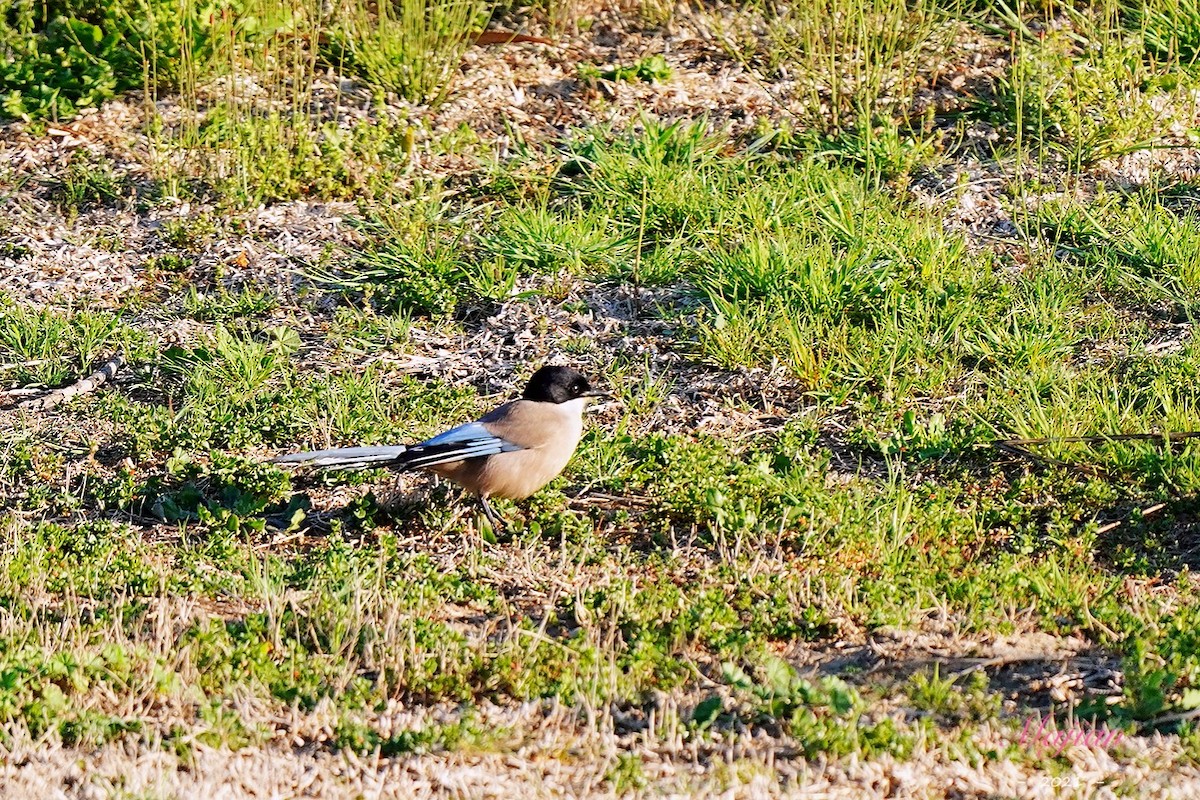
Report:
692,695,722,728
762,656,796,697
829,681,856,715
720,661,753,691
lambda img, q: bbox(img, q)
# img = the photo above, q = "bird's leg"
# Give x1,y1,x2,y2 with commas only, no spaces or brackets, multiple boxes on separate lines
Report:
479,496,505,531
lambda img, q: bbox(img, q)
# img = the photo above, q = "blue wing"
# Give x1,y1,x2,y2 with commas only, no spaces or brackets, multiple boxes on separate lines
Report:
396,421,525,472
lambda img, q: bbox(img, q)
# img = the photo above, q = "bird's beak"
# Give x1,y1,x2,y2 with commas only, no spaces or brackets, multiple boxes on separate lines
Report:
581,389,610,399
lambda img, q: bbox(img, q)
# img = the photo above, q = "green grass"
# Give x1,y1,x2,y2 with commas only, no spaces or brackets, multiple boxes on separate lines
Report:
10,0,1200,790
710,0,961,130
0,297,144,386
325,0,490,105
1134,0,1200,66
984,15,1164,169
53,152,126,214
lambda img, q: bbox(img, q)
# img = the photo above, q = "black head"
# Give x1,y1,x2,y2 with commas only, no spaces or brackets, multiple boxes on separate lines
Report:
522,366,606,403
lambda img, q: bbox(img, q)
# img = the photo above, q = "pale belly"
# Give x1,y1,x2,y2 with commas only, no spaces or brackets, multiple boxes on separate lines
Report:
429,444,578,500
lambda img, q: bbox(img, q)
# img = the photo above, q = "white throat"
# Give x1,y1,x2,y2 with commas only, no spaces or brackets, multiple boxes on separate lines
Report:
556,397,590,419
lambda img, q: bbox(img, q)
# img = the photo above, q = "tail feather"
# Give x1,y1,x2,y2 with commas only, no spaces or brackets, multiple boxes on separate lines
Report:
271,445,409,470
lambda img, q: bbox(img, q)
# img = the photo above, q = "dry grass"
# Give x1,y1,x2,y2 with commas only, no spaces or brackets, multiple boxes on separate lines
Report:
6,1,1200,797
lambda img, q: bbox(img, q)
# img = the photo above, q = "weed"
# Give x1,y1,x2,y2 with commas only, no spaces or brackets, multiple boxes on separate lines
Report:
53,152,124,213
907,668,1001,723
0,296,136,386
0,14,125,121
324,0,488,105
1034,188,1200,309
333,712,494,756
578,55,672,84
1132,0,1200,65
986,21,1161,168
332,222,470,317
182,284,279,322
155,324,303,447
709,0,959,130
477,204,628,277
116,450,293,534
326,306,412,356
607,752,649,793
709,656,914,758
160,214,218,250
195,111,399,205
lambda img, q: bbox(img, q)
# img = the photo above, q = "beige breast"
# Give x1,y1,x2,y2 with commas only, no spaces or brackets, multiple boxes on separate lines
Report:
427,398,586,500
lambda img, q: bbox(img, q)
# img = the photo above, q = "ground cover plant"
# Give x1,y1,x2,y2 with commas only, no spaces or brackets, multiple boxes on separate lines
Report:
6,0,1200,796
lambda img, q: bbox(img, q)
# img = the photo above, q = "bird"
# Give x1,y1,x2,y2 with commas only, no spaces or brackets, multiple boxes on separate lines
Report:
271,366,608,526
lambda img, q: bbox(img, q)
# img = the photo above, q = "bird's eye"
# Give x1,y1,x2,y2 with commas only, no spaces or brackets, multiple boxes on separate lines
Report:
572,382,584,393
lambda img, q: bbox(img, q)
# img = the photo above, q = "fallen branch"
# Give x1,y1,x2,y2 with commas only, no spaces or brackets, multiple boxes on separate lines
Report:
17,354,125,411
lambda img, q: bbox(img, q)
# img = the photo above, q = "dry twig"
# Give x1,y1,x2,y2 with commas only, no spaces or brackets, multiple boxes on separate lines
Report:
17,354,125,411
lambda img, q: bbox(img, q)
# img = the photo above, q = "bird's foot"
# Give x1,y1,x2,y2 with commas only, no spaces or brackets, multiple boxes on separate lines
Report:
478,497,506,539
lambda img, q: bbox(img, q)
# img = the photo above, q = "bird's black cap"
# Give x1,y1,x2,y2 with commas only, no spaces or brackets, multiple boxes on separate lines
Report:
523,366,606,403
